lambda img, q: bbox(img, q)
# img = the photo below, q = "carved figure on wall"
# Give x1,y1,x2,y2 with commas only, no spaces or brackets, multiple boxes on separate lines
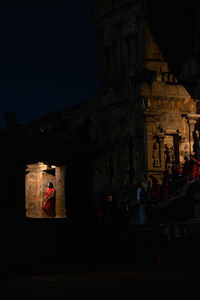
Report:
193,118,200,159
164,144,175,173
153,139,161,167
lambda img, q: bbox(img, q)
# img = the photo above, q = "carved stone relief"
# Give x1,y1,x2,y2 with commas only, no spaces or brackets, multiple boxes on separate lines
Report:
153,138,161,168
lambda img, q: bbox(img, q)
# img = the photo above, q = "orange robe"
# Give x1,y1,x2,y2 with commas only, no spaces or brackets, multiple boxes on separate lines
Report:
43,187,56,217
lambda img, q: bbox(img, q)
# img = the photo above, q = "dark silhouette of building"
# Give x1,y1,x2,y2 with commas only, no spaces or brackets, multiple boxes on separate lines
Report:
1,0,200,226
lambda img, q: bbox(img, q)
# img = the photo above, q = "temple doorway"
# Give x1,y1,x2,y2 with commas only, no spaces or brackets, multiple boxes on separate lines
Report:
25,162,66,218
164,134,180,173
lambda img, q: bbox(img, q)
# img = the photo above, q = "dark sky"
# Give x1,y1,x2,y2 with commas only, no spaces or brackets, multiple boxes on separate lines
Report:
0,0,99,128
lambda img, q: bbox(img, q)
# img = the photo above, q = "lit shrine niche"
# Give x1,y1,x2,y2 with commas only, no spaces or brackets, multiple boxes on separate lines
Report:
25,162,67,218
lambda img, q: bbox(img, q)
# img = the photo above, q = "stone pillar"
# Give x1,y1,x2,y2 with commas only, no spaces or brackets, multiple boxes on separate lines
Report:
144,112,159,172
146,120,154,171
55,166,67,218
188,119,197,155
25,162,47,218
159,132,165,171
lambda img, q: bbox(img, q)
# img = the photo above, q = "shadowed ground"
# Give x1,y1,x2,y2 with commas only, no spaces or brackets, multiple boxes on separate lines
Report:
1,219,200,297
0,270,200,297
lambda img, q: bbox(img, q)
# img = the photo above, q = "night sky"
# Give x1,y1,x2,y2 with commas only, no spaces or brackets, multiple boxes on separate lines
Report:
0,0,99,128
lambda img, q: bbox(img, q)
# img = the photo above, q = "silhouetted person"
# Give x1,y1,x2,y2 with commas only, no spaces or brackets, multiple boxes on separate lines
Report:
171,163,181,182
149,175,160,205
193,121,200,159
143,175,152,202
136,183,144,203
182,156,191,183
190,155,200,180
161,171,169,201
104,193,114,224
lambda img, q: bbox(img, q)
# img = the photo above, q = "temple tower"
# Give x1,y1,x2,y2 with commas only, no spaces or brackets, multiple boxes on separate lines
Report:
91,0,199,200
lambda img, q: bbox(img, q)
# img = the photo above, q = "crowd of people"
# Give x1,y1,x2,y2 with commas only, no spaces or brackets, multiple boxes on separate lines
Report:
95,154,200,225
137,155,200,206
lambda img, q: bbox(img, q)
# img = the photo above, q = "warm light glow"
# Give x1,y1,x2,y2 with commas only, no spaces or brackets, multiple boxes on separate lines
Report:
46,163,56,169
25,162,66,218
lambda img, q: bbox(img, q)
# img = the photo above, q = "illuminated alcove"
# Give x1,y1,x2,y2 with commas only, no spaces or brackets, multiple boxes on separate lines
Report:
25,162,66,218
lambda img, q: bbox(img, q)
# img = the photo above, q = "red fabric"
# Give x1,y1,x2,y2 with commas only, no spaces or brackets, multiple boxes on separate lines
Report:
191,157,200,180
192,162,197,180
178,167,182,175
43,187,56,217
197,165,200,178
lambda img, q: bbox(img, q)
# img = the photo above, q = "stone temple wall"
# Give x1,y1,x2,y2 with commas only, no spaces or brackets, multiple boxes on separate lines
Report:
90,0,200,202
22,0,200,210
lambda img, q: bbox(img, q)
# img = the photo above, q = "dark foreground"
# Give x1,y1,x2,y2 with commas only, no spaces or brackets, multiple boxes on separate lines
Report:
1,219,200,297
1,270,200,297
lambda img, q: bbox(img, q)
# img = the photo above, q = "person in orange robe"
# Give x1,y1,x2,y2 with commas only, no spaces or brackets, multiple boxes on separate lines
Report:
43,182,56,217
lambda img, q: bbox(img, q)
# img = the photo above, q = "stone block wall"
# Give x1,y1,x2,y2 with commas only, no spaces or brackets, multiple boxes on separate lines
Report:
25,162,66,218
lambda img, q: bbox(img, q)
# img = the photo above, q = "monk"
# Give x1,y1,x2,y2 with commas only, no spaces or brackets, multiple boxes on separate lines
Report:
43,182,56,217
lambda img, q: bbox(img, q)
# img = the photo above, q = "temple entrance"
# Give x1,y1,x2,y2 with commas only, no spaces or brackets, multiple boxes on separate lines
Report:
164,134,180,173
25,162,67,218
